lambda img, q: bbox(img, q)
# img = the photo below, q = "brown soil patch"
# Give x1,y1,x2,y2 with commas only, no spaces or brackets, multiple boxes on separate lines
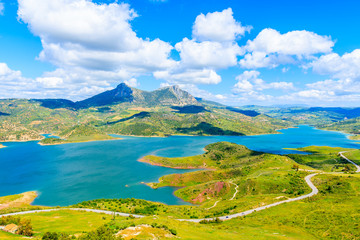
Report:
0,191,37,210
192,181,230,204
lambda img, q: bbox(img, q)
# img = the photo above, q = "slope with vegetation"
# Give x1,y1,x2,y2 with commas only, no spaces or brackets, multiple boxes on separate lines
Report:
0,84,290,143
317,117,360,139
39,125,118,145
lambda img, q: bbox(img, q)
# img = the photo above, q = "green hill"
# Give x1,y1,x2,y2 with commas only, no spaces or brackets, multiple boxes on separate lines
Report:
0,84,291,142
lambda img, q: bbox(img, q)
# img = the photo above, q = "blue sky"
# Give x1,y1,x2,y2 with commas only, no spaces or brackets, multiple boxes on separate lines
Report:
1,0,360,106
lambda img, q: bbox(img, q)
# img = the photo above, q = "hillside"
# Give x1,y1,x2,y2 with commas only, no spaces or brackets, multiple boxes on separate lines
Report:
36,84,199,109
0,84,290,142
317,117,360,139
241,106,360,125
39,125,118,145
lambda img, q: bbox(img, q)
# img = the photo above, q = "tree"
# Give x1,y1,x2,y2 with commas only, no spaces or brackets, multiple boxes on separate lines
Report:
17,218,33,237
292,164,299,171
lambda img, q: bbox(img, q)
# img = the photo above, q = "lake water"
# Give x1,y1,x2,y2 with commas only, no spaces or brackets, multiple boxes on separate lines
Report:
0,125,359,206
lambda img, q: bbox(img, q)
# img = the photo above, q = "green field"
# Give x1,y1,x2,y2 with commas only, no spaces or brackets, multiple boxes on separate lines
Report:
343,149,360,165
287,146,357,172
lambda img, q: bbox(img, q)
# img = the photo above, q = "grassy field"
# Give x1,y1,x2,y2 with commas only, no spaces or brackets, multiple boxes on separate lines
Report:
343,149,360,165
24,210,115,236
3,173,359,239
287,146,356,172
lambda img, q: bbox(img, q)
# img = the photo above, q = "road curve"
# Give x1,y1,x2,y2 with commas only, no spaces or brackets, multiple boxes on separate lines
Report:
0,173,319,222
178,173,319,222
339,151,360,173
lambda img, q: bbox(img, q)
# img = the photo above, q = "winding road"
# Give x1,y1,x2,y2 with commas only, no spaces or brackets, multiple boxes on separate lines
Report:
1,152,358,223
0,173,319,222
339,151,360,173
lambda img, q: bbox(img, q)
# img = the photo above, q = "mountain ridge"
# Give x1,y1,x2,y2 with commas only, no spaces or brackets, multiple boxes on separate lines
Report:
35,83,199,109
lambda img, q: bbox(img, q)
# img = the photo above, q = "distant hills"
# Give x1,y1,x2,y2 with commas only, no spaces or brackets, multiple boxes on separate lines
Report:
1,82,360,142
35,83,199,109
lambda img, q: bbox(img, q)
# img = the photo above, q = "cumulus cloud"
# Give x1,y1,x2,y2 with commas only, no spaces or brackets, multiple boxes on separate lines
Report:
17,0,175,94
233,70,295,94
36,77,64,88
312,49,360,79
192,8,251,42
154,68,221,85
175,38,243,69
163,8,248,85
124,78,139,87
0,63,60,99
0,63,22,80
240,28,334,69
298,49,360,99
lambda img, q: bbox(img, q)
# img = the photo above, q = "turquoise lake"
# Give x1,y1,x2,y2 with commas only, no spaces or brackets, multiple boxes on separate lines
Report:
0,125,359,206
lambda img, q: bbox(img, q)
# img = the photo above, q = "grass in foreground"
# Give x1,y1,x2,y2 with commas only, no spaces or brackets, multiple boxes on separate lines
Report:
6,173,359,240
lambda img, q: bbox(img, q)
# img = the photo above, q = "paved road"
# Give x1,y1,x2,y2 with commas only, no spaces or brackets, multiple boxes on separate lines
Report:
178,173,319,222
0,208,145,218
339,151,360,173
0,173,319,222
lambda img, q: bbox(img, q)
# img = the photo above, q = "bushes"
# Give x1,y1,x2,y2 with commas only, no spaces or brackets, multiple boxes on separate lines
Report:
0,216,21,225
17,218,33,236
0,216,33,236
42,232,73,240
199,218,222,224
150,223,177,236
78,225,119,240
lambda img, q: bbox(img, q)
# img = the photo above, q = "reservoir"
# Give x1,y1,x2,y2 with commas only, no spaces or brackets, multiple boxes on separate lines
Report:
0,125,358,206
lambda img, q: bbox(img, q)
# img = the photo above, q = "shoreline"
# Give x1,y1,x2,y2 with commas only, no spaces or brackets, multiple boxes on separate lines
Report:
138,157,213,170
38,136,123,146
0,125,294,144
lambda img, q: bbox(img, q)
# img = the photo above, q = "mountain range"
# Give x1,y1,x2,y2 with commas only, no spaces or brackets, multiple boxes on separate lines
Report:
1,83,360,142
35,83,199,109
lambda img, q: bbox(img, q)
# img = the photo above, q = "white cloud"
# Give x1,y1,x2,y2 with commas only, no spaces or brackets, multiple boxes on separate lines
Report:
312,49,360,79
306,78,357,94
233,70,294,94
124,78,139,87
36,77,64,88
154,68,221,85
18,0,140,52
192,8,251,42
175,38,243,69
0,63,58,99
17,0,176,93
299,49,360,100
0,63,22,79
240,28,334,69
162,8,248,85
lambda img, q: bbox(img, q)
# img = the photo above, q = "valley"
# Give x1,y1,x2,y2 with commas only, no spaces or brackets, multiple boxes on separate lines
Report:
1,85,360,239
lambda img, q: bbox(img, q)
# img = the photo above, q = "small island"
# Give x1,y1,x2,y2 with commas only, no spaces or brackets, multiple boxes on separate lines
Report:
0,144,5,149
